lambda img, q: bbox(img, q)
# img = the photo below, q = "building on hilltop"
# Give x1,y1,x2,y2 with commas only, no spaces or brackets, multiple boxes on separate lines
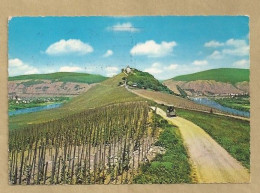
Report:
126,65,132,74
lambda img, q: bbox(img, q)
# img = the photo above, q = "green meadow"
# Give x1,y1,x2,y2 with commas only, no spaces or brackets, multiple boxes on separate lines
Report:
176,108,250,169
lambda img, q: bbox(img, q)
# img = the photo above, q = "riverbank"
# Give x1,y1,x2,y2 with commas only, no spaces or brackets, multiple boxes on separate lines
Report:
8,97,70,111
190,97,250,118
9,103,63,116
213,97,250,112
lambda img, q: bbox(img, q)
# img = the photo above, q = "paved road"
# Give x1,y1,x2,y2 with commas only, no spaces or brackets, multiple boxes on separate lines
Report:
153,107,250,183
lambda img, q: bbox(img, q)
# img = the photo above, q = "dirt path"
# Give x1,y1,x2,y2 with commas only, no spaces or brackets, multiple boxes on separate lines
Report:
153,107,250,183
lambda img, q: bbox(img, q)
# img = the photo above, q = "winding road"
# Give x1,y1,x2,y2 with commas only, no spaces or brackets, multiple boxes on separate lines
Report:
153,107,250,183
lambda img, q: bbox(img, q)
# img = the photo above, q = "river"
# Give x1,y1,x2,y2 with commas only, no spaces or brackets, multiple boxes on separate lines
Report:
9,103,62,116
190,97,250,118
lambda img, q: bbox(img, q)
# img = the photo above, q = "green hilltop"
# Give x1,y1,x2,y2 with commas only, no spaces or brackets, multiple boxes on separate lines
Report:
172,68,249,84
126,68,174,94
8,72,108,84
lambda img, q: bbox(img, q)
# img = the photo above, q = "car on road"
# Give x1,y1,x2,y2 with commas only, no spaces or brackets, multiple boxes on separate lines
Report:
166,105,176,117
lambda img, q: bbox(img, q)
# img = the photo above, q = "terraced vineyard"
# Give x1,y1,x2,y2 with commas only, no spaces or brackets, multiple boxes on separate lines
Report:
9,102,159,185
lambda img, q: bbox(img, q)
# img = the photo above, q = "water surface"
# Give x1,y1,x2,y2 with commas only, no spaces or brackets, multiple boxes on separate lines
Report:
190,97,250,118
9,103,62,116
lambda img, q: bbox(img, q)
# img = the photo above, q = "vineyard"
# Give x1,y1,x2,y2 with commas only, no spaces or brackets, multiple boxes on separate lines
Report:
8,102,164,185
9,83,145,130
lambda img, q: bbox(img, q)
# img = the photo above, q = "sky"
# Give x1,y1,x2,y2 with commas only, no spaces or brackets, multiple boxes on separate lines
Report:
8,16,249,79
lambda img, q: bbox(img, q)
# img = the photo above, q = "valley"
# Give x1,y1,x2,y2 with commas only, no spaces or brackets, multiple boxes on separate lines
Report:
7,15,250,186
8,67,250,184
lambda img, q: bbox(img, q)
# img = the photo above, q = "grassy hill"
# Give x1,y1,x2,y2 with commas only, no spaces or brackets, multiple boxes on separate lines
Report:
172,68,249,84
9,73,145,130
127,69,174,94
102,72,126,86
9,72,108,84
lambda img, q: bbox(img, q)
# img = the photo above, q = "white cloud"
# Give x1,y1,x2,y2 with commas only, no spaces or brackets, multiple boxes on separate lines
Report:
208,50,223,59
144,68,162,74
164,64,179,70
226,39,247,47
151,62,161,68
9,58,39,76
232,59,250,68
143,62,214,80
45,39,93,56
222,39,249,56
192,60,208,66
59,66,83,72
130,40,177,57
103,50,113,57
144,62,179,75
204,40,224,47
105,66,119,77
222,46,249,56
222,48,249,56
207,39,249,59
107,22,139,32
144,63,163,74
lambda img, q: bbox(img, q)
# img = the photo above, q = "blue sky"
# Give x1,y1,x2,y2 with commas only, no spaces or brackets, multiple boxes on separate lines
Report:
8,16,249,79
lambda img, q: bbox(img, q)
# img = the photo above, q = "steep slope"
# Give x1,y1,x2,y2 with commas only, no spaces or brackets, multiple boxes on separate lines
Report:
8,72,108,97
164,68,249,96
8,80,94,97
102,72,126,86
9,73,145,130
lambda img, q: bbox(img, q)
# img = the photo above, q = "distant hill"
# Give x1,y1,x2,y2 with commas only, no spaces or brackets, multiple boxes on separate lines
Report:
126,68,174,94
9,72,108,84
172,68,249,84
165,68,250,97
8,72,108,98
